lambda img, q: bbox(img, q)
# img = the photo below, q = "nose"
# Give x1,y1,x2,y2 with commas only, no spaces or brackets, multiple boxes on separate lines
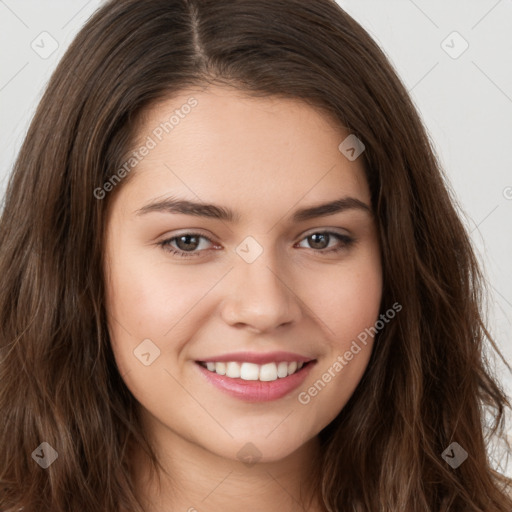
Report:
220,248,302,334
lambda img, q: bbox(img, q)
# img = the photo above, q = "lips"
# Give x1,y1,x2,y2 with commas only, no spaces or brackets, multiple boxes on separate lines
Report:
194,351,316,402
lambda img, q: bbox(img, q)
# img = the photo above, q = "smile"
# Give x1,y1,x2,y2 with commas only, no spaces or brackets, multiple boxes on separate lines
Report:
195,359,316,402
198,360,305,381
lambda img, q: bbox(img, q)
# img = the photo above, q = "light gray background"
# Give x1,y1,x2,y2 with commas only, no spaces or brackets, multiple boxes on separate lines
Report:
1,0,511,475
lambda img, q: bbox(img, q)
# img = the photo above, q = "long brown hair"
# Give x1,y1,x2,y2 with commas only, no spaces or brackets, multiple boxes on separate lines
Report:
1,0,511,510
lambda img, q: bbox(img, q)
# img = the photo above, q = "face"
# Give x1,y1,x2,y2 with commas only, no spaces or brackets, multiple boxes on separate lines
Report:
103,85,382,464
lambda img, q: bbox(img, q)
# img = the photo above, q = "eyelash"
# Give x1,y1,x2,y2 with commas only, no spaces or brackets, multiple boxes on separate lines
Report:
157,231,355,259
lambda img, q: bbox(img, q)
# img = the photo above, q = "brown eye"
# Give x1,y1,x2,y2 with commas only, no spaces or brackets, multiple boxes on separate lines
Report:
158,233,214,258
174,234,201,251
297,231,355,254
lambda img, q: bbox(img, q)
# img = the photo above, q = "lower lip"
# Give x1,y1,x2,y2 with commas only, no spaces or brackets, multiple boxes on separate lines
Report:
195,361,316,402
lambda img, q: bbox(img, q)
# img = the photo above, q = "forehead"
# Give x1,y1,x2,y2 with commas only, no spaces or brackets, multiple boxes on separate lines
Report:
115,85,370,221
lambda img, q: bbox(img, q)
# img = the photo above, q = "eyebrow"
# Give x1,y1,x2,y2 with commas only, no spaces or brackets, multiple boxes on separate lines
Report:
134,195,371,223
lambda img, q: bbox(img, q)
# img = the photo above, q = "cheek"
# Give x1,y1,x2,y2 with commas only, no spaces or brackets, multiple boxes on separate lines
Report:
307,247,383,346
295,250,381,424
297,344,373,438
104,245,229,382
104,258,207,406
329,266,382,342
105,247,214,334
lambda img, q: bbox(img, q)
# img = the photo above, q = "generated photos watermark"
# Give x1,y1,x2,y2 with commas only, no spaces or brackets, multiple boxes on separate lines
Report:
297,301,402,405
94,96,198,200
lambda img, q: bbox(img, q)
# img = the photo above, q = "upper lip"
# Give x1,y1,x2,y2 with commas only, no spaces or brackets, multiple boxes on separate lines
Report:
196,351,315,365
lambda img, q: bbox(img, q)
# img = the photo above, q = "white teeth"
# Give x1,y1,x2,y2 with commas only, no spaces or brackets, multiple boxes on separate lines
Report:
202,360,307,381
240,362,259,380
226,361,241,378
259,363,278,381
215,362,226,375
277,361,289,378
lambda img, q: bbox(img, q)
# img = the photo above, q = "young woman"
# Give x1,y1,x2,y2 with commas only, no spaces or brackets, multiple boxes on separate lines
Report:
1,1,511,511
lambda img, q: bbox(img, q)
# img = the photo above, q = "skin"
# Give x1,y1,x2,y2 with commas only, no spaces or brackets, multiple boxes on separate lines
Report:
104,84,382,512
